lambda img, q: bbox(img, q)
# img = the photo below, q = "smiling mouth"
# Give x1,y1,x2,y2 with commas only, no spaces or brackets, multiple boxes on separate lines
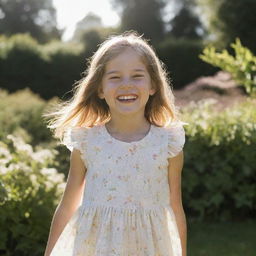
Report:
116,95,138,103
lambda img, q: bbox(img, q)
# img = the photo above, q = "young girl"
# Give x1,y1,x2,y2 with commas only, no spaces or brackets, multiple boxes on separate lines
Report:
44,31,188,256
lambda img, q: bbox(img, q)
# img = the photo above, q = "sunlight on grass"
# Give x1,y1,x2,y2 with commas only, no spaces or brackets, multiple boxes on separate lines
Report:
188,219,256,255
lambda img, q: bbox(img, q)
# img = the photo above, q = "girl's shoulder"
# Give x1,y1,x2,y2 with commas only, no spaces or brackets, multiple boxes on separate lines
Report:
161,121,189,158
61,125,91,152
156,121,188,135
165,120,188,133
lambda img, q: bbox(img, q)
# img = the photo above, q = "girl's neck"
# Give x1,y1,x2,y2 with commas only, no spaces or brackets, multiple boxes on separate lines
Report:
105,116,150,136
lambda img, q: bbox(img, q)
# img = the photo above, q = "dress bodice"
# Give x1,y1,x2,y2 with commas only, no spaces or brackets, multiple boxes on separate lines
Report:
62,122,186,210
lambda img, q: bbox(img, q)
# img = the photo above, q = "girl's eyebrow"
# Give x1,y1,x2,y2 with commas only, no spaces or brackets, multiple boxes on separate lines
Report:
106,68,146,75
106,70,119,75
134,68,146,72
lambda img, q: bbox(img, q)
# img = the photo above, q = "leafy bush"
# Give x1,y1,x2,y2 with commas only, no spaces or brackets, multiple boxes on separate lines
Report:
200,38,256,97
0,87,65,152
0,134,65,256
156,38,217,89
0,88,53,145
0,34,42,59
0,88,70,177
0,34,84,100
182,98,256,221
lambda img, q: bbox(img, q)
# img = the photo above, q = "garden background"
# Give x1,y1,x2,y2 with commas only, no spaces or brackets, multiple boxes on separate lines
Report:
0,0,255,255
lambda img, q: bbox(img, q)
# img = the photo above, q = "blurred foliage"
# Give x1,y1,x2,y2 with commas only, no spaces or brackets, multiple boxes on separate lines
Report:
72,13,103,43
182,98,256,221
196,0,256,53
217,0,256,53
157,37,217,89
0,134,65,256
0,0,61,43
0,88,70,176
111,0,167,43
78,28,114,58
0,87,53,145
200,38,256,97
168,0,205,39
0,33,85,100
1,0,255,93
169,6,202,39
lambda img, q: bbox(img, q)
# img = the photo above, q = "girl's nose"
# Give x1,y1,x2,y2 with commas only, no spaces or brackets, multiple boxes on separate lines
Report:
120,78,133,88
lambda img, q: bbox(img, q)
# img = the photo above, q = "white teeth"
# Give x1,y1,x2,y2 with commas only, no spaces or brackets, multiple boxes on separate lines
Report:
117,95,137,100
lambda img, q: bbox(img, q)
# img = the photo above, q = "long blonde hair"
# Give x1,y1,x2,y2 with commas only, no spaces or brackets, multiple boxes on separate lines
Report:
43,31,182,140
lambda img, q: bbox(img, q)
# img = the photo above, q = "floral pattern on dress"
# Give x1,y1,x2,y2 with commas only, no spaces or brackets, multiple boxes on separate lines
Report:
52,122,187,256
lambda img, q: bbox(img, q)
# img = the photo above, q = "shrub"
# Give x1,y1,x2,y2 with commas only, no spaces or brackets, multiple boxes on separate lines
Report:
0,88,54,146
182,98,256,221
0,34,42,59
0,134,65,256
200,38,256,97
0,88,72,177
156,38,217,89
0,34,84,100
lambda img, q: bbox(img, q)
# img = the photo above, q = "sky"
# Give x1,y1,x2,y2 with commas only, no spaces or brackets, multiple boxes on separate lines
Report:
52,0,120,41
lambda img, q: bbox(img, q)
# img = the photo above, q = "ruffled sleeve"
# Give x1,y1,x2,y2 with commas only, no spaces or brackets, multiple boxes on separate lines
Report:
62,126,88,153
167,122,187,158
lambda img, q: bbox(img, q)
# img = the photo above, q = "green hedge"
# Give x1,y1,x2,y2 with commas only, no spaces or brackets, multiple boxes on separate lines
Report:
0,34,84,100
156,38,217,89
0,134,65,256
182,98,256,221
0,87,53,145
0,88,70,176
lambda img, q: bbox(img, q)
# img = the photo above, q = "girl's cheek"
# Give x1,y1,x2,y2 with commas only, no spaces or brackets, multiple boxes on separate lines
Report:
135,80,147,87
106,80,119,87
104,84,118,95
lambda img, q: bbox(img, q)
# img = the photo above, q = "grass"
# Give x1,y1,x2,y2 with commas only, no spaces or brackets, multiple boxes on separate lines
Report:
187,219,256,256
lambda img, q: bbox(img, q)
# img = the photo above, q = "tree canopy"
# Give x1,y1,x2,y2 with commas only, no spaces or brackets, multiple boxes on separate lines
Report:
72,13,103,42
169,4,204,39
218,0,256,52
0,0,61,43
111,0,167,42
196,0,256,52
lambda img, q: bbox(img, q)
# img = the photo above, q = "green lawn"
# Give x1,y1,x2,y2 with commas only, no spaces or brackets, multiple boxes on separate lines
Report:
187,219,256,256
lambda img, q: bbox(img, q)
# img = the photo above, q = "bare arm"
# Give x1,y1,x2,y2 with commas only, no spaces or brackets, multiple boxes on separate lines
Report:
44,149,87,256
168,150,187,256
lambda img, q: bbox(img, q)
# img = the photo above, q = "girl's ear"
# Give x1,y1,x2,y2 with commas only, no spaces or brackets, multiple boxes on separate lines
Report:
149,85,156,96
97,86,104,99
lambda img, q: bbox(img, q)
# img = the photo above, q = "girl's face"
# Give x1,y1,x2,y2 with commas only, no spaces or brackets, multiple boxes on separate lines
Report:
99,48,155,118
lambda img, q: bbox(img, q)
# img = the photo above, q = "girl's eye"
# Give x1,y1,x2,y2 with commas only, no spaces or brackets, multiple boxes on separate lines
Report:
110,76,120,80
133,74,144,78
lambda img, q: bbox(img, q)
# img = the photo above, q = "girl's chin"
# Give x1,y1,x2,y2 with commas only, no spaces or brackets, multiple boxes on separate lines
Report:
110,107,146,117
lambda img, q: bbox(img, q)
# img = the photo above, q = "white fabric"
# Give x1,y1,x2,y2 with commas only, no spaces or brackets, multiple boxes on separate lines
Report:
51,122,186,256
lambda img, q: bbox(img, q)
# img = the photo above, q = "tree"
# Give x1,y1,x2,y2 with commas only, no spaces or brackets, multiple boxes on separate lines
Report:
111,0,167,43
196,0,256,52
169,5,204,39
165,0,205,39
72,13,103,42
218,0,256,52
0,0,61,43
80,29,103,55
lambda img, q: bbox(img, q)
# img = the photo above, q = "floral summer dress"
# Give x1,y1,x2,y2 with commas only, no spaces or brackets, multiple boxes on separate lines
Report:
50,122,187,256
